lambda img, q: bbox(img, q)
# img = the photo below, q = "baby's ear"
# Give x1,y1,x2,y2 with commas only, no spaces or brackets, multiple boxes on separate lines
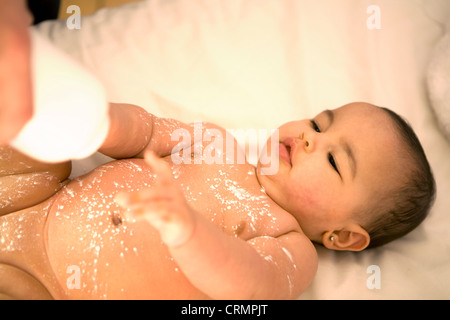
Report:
322,227,370,251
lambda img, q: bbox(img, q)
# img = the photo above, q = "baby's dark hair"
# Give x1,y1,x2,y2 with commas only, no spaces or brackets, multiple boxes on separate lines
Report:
363,107,436,249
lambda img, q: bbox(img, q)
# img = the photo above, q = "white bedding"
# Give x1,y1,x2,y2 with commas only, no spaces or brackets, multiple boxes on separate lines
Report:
36,0,450,299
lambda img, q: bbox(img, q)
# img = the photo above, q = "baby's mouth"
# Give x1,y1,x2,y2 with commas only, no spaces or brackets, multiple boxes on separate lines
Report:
279,141,292,166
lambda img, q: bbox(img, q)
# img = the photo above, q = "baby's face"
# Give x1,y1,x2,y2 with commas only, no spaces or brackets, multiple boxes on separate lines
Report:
257,102,403,250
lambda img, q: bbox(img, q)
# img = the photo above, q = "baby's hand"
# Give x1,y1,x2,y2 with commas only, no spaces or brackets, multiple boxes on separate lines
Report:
115,151,195,247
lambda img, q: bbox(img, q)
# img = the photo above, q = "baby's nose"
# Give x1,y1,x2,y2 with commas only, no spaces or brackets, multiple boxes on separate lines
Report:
300,132,313,152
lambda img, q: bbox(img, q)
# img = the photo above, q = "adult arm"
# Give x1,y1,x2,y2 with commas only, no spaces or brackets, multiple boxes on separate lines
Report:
0,0,33,145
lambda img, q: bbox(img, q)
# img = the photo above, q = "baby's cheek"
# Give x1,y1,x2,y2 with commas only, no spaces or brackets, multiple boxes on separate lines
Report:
297,186,321,211
294,176,331,215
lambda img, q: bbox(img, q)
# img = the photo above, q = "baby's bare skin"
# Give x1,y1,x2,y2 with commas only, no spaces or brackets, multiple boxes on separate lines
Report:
0,105,316,299
0,155,308,299
47,155,301,299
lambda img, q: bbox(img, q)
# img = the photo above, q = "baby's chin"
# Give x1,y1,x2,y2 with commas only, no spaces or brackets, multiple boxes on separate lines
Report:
255,160,281,180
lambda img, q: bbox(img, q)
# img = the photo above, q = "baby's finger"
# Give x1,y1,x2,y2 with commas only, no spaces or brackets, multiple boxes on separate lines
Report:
115,187,171,209
122,198,170,221
144,151,174,182
114,189,149,208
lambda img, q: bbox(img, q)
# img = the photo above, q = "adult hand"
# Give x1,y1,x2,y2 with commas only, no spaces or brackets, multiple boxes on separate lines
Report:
0,0,34,145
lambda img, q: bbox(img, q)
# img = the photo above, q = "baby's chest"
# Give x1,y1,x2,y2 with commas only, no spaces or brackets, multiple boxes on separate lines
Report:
173,161,293,239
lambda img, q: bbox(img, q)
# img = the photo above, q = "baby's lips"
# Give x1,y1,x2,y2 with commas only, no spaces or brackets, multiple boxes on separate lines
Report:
284,137,298,158
278,141,291,165
279,137,298,165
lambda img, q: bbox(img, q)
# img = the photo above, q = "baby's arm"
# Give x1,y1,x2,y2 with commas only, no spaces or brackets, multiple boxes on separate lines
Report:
172,223,318,299
99,103,195,159
116,152,318,299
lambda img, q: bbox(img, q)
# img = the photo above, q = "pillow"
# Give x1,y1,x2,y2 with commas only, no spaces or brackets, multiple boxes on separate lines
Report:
427,18,450,143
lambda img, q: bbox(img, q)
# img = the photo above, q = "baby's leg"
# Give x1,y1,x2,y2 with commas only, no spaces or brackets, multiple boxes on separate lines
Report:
0,146,71,216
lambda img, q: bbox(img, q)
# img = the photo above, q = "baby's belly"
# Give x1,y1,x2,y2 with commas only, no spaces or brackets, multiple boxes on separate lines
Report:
46,159,207,299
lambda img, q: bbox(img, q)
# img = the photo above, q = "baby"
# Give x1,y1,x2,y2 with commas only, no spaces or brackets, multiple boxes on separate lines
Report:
0,102,435,299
